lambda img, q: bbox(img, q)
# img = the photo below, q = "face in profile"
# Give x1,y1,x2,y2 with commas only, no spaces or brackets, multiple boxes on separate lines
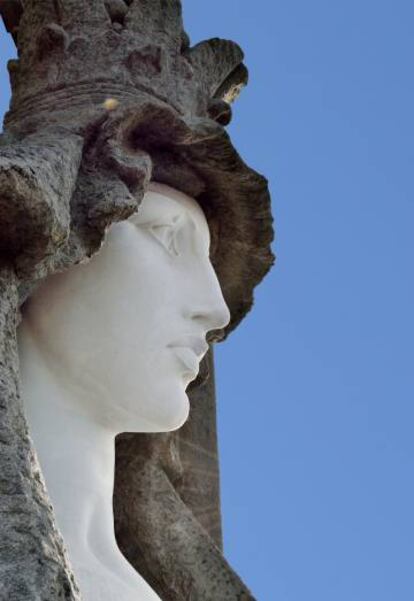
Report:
21,184,230,433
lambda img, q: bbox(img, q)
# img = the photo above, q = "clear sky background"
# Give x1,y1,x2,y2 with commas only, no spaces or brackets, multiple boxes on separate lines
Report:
1,2,414,600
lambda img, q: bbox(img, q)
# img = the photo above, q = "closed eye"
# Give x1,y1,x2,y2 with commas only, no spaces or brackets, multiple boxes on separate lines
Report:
133,213,195,257
149,222,179,256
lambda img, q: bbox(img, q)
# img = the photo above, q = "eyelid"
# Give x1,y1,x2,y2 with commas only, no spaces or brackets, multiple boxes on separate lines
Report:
134,218,181,256
130,214,199,257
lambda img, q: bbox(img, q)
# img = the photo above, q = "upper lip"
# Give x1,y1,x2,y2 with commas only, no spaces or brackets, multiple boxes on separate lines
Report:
168,336,208,358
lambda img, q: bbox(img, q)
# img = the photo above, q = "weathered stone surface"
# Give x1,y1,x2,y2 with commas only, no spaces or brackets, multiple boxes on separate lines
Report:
0,131,83,270
0,268,80,600
0,1,274,599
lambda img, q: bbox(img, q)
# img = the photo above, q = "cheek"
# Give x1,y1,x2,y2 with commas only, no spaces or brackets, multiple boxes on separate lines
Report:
103,225,180,313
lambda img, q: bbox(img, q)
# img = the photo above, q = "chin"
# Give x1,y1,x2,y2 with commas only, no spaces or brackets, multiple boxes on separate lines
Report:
154,390,190,432
120,388,190,434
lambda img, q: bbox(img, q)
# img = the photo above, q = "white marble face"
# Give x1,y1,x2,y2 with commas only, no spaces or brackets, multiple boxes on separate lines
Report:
22,183,230,433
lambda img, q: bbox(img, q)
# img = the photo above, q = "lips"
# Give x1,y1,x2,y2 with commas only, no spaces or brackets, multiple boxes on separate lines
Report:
168,336,208,375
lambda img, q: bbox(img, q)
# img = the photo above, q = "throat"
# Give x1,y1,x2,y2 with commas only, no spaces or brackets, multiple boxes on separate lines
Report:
20,353,119,568
18,325,162,601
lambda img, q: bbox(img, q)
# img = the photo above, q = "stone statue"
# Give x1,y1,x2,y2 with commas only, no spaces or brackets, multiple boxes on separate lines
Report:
18,184,230,600
0,1,274,598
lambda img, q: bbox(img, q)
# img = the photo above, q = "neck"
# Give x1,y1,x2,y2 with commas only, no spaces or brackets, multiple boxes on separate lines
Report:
18,323,161,601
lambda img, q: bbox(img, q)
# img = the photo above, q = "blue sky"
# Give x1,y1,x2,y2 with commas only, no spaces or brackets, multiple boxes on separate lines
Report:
2,2,414,600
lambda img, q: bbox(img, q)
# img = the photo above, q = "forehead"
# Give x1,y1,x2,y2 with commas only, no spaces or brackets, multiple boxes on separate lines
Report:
130,183,208,230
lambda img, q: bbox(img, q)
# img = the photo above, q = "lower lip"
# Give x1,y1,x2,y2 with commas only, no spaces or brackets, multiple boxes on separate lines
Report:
171,347,200,375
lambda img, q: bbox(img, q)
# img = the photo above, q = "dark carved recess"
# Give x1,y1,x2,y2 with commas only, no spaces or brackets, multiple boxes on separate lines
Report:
0,1,274,599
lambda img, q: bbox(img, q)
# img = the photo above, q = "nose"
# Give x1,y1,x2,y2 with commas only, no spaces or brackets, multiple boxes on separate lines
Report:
186,259,231,334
